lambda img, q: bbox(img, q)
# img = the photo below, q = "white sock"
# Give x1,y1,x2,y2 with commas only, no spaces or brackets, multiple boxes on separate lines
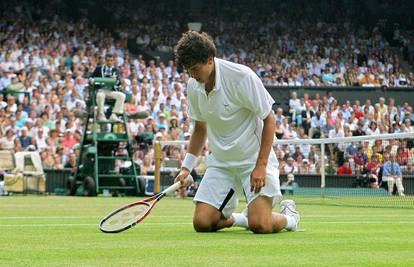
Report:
282,214,296,231
232,213,248,229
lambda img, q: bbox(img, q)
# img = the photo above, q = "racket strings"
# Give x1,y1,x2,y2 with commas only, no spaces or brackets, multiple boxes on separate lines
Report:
100,203,150,232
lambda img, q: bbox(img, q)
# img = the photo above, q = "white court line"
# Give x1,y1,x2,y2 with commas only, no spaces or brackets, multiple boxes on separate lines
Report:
0,215,192,220
0,223,192,227
1,221,414,227
1,214,414,220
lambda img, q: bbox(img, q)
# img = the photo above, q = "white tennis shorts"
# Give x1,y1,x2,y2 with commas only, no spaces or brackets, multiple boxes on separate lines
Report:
193,161,281,218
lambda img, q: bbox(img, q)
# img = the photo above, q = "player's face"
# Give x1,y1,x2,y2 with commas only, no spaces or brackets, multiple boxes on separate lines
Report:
187,57,214,83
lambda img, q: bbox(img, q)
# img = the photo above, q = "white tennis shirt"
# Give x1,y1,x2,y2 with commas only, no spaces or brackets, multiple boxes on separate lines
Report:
188,58,278,167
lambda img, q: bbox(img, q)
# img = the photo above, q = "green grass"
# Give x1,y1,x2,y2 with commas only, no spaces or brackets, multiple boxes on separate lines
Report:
1,195,414,267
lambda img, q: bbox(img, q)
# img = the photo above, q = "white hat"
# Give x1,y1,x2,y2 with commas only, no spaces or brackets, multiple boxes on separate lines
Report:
184,132,191,138
155,132,163,138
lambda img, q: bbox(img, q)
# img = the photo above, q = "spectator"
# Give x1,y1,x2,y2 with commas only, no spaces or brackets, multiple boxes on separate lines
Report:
0,128,19,151
140,154,154,175
309,110,326,138
365,154,380,188
301,104,314,135
328,121,345,161
402,163,413,175
325,160,337,175
337,161,353,175
396,146,410,166
18,126,33,150
382,154,405,196
292,146,304,161
93,54,125,122
281,173,299,192
62,130,78,150
275,120,285,140
353,147,368,171
64,153,78,174
274,107,285,124
289,91,301,124
299,159,310,174
283,157,298,174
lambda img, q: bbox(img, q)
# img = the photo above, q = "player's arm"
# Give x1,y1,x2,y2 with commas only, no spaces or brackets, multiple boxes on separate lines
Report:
256,111,276,168
186,120,208,159
174,120,207,185
251,111,275,193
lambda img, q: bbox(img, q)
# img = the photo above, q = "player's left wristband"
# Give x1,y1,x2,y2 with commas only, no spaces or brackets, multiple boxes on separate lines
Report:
182,153,197,172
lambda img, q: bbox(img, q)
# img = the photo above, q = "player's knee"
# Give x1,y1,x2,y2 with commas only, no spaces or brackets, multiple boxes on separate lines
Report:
193,217,216,232
249,219,273,234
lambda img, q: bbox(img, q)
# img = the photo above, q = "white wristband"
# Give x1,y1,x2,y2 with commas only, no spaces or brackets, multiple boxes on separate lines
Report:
182,153,197,172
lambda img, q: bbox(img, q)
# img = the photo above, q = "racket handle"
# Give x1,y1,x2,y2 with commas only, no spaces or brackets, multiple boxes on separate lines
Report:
162,175,193,195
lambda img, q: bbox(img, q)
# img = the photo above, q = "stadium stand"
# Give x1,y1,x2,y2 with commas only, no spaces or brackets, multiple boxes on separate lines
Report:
0,0,413,196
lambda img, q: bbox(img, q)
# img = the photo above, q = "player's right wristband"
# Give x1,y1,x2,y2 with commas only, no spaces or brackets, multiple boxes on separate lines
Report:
182,153,197,172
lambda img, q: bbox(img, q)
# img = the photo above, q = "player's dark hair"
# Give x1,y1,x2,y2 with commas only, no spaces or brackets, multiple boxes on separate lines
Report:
174,31,217,70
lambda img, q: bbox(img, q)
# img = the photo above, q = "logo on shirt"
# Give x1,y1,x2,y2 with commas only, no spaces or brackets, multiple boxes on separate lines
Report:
223,103,230,112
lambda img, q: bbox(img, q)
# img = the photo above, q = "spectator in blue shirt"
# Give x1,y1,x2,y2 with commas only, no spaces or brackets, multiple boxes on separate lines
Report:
19,127,33,150
382,154,405,196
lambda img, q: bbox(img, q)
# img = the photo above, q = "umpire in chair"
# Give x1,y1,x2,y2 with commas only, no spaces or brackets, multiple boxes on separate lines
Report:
92,53,125,122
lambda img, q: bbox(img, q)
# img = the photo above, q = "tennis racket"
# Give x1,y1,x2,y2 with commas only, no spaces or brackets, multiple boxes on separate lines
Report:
99,175,193,233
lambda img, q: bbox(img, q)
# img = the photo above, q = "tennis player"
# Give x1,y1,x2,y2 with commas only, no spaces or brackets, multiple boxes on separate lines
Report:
174,31,300,233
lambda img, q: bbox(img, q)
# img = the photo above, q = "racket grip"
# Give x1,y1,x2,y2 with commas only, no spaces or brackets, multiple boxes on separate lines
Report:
163,175,193,195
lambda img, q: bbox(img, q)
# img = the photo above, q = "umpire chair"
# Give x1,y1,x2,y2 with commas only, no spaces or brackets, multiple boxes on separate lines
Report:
66,78,141,196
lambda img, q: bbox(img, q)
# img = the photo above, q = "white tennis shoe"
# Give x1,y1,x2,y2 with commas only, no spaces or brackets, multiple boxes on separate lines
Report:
280,200,300,231
98,112,108,122
109,114,123,122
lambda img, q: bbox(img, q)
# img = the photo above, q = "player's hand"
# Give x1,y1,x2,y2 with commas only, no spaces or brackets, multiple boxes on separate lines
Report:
250,165,266,193
174,168,192,188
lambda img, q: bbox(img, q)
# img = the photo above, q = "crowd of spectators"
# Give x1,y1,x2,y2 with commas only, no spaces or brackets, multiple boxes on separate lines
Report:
0,1,413,182
121,1,414,88
395,26,414,70
98,1,414,87
0,5,193,173
206,13,413,87
275,90,414,183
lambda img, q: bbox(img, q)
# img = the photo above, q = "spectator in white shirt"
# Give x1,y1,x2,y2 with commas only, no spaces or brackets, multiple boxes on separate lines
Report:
289,91,301,123
283,157,299,174
309,110,326,138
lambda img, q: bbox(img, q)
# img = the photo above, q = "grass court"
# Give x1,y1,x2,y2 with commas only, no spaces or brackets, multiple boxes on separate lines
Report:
1,195,413,267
